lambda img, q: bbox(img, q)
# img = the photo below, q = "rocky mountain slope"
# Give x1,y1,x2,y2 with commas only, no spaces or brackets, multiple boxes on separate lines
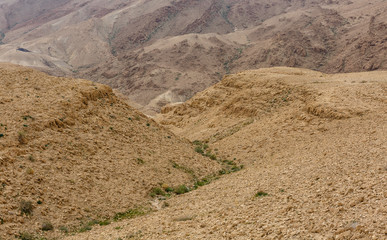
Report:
67,67,386,239
0,63,221,239
0,0,386,114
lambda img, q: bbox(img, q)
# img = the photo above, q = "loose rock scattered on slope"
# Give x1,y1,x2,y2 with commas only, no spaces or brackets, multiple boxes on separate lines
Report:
66,67,386,239
0,63,221,239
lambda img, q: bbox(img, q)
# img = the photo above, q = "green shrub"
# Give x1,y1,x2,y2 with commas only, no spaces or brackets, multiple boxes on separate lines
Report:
165,187,174,192
22,115,34,120
136,158,144,164
59,226,68,233
255,191,268,197
192,140,201,145
174,185,189,195
98,219,111,226
194,146,204,154
79,225,92,232
113,208,145,221
150,187,165,197
195,177,212,188
231,166,241,172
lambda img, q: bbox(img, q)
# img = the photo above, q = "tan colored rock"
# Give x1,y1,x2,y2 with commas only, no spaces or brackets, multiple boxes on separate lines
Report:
0,63,221,239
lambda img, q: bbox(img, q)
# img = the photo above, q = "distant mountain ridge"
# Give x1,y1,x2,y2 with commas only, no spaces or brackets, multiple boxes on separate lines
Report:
0,0,386,114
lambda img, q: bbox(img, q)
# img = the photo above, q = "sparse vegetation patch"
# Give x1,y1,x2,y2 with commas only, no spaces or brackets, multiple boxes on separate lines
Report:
78,218,111,233
22,115,34,121
193,140,243,173
113,208,146,221
255,191,268,197
193,140,216,159
170,161,196,179
136,158,144,164
173,185,190,195
150,187,165,197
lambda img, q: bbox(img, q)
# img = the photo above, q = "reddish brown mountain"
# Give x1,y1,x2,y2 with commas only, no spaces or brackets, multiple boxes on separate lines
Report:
0,0,386,114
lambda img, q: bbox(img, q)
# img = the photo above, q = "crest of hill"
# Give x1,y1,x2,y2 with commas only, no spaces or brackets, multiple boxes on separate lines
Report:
158,67,387,146
0,63,220,238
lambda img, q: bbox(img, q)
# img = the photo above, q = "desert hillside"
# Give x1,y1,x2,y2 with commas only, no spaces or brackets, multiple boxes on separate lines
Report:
0,0,386,114
65,68,386,239
0,63,221,239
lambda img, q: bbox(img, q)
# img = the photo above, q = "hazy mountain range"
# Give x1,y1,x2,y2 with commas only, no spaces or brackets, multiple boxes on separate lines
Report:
0,0,386,114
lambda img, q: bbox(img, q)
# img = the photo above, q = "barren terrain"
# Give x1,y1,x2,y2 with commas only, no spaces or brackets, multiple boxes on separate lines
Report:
0,0,386,239
66,67,386,239
0,63,221,239
0,0,386,113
